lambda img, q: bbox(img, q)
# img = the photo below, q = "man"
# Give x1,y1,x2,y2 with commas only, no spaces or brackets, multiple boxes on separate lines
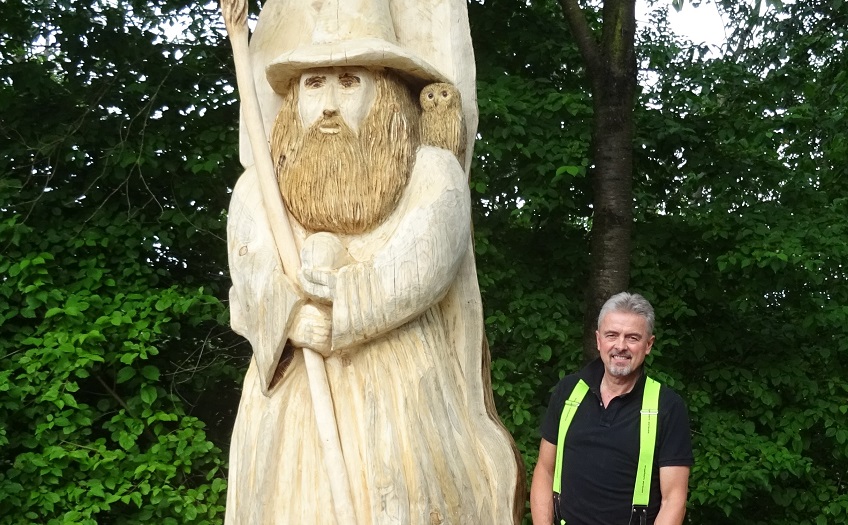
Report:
223,4,521,523
530,292,693,525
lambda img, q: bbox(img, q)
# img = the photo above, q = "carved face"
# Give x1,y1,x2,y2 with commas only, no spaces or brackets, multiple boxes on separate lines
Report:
270,69,421,235
298,67,377,135
419,82,459,113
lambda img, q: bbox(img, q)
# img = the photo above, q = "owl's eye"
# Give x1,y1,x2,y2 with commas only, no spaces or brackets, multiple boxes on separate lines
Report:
428,92,435,99
441,90,448,97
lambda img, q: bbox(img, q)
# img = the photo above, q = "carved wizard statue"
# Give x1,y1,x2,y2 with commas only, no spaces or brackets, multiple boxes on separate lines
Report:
224,0,523,523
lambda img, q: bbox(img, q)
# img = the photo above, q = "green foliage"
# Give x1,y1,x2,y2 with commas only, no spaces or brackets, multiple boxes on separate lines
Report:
632,1,848,523
0,0,245,522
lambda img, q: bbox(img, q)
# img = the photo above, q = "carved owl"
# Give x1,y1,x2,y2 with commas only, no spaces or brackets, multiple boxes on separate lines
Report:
419,82,467,167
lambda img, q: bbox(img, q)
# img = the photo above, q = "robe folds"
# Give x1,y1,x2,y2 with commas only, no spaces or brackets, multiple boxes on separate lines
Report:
225,146,520,524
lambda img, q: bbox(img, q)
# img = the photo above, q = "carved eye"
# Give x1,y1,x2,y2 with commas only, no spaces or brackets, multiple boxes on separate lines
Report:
441,90,449,97
338,73,361,89
427,92,434,99
304,76,326,89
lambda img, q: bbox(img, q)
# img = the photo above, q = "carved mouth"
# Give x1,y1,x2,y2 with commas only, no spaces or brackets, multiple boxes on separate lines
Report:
317,115,344,135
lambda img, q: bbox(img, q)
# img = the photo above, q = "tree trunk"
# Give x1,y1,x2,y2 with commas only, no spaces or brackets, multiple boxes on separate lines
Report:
558,0,637,362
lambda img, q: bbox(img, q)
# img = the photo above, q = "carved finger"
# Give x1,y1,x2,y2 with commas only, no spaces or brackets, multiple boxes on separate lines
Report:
298,268,336,302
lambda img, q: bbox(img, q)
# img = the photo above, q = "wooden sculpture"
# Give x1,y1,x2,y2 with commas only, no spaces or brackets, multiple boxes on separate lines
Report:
222,0,523,523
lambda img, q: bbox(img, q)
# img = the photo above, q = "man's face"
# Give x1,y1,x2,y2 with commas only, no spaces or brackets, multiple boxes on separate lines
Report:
298,67,376,135
596,311,655,380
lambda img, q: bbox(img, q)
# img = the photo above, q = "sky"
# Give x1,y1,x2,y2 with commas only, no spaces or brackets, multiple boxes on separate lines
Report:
638,0,728,50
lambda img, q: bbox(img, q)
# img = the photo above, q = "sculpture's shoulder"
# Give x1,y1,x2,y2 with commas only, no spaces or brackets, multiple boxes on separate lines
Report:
230,166,260,207
227,167,263,246
411,145,467,193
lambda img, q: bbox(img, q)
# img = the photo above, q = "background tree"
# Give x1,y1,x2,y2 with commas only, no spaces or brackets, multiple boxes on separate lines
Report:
558,0,641,361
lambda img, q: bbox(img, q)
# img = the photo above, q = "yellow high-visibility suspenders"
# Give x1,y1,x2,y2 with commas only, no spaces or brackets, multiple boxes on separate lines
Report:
552,377,662,525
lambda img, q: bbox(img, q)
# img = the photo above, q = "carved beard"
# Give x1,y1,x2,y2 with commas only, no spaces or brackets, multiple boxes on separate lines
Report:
274,74,420,235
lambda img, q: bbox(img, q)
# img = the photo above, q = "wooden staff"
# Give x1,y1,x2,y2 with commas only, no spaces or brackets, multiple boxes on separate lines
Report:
219,1,358,523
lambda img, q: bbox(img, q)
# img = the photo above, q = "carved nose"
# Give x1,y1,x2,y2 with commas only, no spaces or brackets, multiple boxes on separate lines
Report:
322,84,339,114
323,109,338,117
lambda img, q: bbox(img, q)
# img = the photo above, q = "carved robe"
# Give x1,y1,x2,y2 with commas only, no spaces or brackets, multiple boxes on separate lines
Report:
225,146,519,524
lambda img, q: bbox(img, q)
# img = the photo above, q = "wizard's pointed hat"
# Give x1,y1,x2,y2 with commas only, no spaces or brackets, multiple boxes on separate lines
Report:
265,0,447,93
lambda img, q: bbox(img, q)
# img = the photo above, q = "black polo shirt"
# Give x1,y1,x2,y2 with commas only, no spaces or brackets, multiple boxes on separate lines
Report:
540,358,694,525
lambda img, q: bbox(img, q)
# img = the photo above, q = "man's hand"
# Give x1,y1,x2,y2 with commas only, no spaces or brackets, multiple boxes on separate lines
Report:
288,303,333,356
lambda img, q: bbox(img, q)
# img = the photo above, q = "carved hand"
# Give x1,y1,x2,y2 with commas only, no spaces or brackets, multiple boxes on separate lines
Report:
298,232,348,303
298,266,337,302
288,303,333,356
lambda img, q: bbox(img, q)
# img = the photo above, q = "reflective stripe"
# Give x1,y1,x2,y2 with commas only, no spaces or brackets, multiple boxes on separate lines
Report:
552,376,662,511
553,379,589,494
633,377,661,507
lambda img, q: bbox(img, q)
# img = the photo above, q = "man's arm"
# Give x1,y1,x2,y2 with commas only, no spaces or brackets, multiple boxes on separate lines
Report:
654,466,690,525
530,439,557,525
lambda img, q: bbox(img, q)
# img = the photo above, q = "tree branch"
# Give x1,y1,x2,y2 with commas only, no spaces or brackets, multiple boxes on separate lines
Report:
731,0,762,62
558,0,602,83
95,374,157,442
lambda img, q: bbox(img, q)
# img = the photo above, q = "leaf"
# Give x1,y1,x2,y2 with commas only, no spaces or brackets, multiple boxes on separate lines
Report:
118,433,136,451
141,365,160,381
140,385,157,405
117,367,136,383
155,297,173,311
45,307,63,318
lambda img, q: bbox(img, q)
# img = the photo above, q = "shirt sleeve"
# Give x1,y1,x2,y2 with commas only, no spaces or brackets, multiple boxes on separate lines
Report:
657,388,695,467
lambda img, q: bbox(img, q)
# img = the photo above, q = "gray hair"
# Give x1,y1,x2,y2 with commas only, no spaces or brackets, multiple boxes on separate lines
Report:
597,292,655,335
